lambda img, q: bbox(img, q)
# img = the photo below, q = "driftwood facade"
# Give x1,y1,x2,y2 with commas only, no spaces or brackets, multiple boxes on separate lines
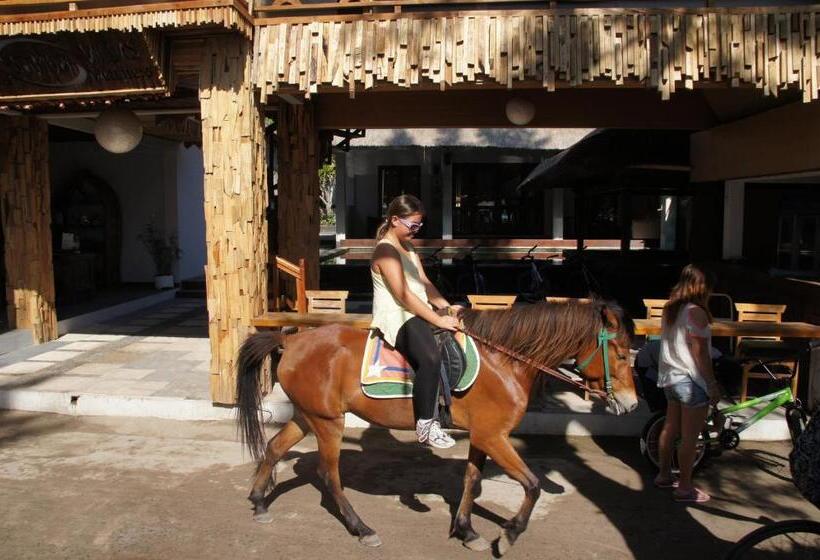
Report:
253,10,820,102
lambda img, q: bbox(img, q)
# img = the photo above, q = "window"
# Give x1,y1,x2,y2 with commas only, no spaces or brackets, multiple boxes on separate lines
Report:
452,162,540,237
777,213,820,274
378,166,421,216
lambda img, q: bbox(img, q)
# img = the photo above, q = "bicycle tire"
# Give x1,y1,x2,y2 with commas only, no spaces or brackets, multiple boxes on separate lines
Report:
785,403,808,446
640,411,708,472
724,520,820,559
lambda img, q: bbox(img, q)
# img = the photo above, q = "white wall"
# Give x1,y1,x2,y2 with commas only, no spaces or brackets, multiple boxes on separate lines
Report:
50,135,181,283
175,145,206,280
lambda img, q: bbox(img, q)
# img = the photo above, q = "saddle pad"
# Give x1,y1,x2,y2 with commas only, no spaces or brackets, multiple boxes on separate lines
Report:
360,330,481,399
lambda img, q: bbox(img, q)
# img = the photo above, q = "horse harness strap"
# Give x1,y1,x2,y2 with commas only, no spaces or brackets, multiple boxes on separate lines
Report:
576,328,619,398
458,326,610,400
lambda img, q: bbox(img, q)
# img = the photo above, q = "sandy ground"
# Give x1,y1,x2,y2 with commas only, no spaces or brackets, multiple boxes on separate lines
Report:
0,410,817,560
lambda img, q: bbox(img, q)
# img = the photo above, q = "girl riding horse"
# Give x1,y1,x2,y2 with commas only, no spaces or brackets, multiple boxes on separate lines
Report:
237,299,639,554
371,194,460,448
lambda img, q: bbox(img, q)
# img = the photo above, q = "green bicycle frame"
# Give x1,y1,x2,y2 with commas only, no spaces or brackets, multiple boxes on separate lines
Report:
716,386,795,436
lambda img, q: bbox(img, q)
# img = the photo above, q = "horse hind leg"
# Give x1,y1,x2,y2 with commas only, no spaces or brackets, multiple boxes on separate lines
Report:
306,414,381,548
451,444,491,552
249,417,308,523
479,435,541,557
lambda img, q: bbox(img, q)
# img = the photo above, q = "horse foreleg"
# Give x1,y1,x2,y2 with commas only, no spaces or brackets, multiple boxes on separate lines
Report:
451,444,490,551
249,417,308,523
307,415,382,548
481,435,540,557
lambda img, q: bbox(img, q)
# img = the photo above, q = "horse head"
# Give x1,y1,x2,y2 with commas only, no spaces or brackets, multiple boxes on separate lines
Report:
575,301,639,415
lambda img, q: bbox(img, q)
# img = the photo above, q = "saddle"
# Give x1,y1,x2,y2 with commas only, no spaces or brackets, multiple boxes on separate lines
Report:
360,329,480,405
435,330,466,408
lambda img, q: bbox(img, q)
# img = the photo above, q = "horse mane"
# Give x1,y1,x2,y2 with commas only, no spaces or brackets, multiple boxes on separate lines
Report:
461,300,626,367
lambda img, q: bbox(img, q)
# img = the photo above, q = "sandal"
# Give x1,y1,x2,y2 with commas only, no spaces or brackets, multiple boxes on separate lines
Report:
673,488,710,503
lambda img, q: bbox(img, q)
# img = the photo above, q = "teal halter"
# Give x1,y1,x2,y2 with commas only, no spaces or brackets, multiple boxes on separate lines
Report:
575,328,619,399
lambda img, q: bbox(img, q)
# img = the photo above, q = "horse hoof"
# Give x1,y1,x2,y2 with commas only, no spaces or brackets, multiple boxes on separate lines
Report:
494,533,513,557
463,536,490,552
359,533,382,548
253,511,274,524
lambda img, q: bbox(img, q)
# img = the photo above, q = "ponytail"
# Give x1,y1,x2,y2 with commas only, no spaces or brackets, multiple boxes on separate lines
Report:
375,218,390,240
375,194,425,240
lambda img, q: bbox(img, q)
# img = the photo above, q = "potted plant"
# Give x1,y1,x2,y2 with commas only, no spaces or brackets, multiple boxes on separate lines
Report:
138,221,181,290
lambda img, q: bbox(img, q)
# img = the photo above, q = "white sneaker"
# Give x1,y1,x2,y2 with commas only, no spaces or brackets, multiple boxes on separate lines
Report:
416,418,456,449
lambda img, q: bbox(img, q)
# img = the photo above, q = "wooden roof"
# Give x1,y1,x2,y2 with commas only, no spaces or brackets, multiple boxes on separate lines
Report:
252,7,820,103
0,0,253,37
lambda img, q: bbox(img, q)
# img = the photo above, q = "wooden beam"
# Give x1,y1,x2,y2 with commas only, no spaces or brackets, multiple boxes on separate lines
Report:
276,102,321,290
313,88,717,129
0,116,57,343
199,34,269,404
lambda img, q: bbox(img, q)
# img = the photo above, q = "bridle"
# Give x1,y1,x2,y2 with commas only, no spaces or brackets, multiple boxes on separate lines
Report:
458,325,620,402
575,328,619,402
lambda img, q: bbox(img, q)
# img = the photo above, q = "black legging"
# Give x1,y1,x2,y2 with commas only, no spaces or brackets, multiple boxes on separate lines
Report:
394,316,441,421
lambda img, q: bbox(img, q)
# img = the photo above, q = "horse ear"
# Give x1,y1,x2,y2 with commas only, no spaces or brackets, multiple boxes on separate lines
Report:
600,304,619,330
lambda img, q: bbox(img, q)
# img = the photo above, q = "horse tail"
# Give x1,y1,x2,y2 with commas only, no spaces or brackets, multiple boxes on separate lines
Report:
236,331,284,462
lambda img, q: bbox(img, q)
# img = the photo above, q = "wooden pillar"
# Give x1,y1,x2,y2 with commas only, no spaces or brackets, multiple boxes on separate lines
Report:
0,116,57,343
198,35,268,404
277,102,320,289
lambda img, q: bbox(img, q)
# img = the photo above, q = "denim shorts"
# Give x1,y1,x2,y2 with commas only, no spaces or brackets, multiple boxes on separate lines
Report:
663,378,709,408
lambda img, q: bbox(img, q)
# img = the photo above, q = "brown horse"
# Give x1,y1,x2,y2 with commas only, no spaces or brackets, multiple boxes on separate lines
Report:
236,300,638,554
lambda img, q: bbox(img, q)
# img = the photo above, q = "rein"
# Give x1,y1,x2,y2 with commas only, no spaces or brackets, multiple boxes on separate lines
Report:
457,325,612,400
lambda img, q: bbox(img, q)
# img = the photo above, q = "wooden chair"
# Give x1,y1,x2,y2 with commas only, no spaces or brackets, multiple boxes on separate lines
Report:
546,297,592,304
306,290,349,314
643,298,668,320
734,303,799,402
467,294,516,310
269,255,307,315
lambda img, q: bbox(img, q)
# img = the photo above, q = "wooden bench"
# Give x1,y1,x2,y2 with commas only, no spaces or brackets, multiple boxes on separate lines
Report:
306,290,349,314
467,294,516,310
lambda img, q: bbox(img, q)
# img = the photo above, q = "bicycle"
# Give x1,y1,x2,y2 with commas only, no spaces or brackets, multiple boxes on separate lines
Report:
723,519,820,558
454,244,487,297
421,247,453,299
515,246,558,303
640,364,809,472
722,411,820,558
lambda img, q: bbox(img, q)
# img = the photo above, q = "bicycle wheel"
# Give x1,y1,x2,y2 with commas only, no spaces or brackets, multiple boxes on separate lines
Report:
724,520,820,559
785,403,808,445
639,411,708,472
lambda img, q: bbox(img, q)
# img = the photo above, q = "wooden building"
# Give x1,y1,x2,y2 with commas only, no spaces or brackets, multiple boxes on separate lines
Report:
2,0,820,402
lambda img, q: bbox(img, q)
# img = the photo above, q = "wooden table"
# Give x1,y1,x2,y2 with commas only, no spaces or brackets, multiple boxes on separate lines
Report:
253,311,372,329
634,318,820,339
253,313,820,340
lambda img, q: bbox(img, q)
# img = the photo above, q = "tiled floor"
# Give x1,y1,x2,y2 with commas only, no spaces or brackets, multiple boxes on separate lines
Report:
0,299,211,400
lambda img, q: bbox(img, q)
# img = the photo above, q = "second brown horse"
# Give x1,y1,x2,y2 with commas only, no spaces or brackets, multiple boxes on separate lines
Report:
237,300,639,554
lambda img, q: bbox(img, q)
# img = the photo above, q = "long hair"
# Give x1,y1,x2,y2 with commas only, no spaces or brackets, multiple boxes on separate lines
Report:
662,264,713,328
375,194,425,239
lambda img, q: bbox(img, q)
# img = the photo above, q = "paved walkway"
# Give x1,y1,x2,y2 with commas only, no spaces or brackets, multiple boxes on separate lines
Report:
0,299,211,402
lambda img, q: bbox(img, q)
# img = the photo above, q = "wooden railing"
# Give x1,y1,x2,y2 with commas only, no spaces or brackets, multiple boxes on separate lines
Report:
270,255,307,313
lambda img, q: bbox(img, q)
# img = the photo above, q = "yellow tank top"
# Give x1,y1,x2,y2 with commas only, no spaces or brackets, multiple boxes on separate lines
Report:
370,239,430,346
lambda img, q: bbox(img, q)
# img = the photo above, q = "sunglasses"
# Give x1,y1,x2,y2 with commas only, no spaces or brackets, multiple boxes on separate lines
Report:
397,217,424,233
